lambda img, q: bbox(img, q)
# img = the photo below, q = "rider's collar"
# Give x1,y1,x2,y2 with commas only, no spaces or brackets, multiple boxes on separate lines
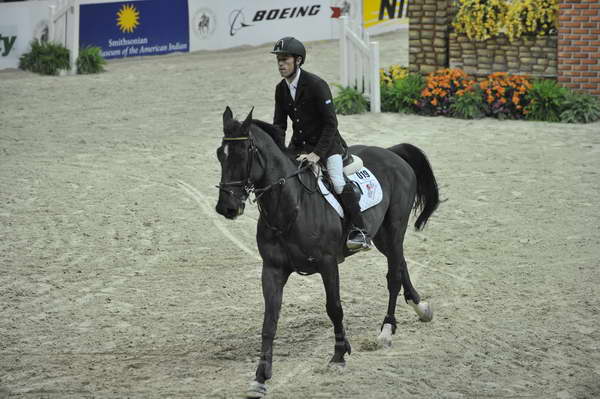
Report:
285,67,301,88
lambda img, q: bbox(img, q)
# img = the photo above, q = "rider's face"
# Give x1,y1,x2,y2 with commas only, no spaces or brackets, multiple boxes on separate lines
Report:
277,55,299,79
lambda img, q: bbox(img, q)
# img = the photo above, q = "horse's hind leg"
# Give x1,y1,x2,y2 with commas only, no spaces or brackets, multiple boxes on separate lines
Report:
374,226,432,348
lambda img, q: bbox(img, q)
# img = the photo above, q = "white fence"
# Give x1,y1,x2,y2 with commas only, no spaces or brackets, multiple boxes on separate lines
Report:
48,0,79,74
339,16,380,113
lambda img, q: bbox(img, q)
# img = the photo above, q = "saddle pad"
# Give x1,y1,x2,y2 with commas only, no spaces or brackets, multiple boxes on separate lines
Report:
318,167,383,218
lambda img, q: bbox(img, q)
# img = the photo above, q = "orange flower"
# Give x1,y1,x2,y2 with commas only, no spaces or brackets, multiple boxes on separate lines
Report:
500,97,507,104
487,95,494,103
431,98,438,106
512,95,520,105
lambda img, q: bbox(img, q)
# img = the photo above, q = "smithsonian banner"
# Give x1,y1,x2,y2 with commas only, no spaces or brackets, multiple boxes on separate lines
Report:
79,0,189,59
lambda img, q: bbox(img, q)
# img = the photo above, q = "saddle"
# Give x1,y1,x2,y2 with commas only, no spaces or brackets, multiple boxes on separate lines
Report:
314,155,383,218
342,153,363,176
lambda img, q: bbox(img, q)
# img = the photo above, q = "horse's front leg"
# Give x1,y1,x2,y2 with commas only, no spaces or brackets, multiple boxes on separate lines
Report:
248,264,290,398
320,261,351,366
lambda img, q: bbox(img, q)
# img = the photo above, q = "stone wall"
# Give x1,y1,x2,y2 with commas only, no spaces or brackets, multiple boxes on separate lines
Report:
449,33,558,78
408,0,450,74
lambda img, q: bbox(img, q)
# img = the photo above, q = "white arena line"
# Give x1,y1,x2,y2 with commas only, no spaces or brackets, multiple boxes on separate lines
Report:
406,256,472,284
176,180,261,262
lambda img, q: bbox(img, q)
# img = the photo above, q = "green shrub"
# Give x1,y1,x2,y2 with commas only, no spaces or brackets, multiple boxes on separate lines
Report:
524,79,568,122
19,39,70,76
559,90,600,123
333,85,369,115
77,46,106,74
450,87,486,119
381,73,425,113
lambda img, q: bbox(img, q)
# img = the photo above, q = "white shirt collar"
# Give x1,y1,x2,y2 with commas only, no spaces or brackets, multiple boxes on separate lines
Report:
286,68,301,100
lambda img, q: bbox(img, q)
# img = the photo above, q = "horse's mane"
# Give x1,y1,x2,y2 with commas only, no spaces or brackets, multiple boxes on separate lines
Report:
251,119,286,152
223,116,292,159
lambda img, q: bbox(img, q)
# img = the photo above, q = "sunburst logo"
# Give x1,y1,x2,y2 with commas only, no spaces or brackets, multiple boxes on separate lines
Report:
116,4,140,33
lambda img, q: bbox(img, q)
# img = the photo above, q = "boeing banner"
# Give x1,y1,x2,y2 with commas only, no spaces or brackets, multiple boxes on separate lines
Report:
79,0,189,59
187,0,361,52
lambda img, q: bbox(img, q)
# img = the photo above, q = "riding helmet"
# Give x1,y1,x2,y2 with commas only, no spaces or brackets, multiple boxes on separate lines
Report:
271,37,306,66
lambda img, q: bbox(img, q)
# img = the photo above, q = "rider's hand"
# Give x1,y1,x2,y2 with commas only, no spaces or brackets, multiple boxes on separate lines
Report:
296,152,320,164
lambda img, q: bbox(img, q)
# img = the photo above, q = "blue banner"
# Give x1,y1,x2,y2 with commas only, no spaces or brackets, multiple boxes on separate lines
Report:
79,0,189,59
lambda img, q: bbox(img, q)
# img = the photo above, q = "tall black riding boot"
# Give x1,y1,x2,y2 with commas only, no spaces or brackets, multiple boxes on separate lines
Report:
340,183,372,251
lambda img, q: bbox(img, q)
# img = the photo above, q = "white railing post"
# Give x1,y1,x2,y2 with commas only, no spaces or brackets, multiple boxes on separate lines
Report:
70,0,79,75
339,16,348,88
47,0,79,76
338,15,380,113
48,5,56,43
370,41,381,113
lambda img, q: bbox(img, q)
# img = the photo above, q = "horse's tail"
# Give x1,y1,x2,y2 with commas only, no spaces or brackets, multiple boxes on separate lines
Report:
387,143,440,231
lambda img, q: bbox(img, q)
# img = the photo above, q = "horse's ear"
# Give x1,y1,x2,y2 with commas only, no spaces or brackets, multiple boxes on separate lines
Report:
223,106,233,124
240,107,254,133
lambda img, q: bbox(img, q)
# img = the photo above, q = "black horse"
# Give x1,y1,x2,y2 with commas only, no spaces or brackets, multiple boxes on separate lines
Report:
215,107,440,398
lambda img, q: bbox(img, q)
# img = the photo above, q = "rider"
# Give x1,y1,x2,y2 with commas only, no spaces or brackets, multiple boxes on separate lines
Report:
271,36,371,251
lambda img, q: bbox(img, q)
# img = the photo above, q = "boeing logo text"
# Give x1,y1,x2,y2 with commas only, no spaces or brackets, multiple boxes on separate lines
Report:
253,5,321,22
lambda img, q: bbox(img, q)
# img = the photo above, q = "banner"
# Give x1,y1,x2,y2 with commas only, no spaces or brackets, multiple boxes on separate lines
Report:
79,0,189,59
188,0,360,52
0,1,52,70
363,0,408,35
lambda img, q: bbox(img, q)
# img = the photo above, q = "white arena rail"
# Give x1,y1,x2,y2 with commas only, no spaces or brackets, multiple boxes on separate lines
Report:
339,16,380,113
48,0,80,75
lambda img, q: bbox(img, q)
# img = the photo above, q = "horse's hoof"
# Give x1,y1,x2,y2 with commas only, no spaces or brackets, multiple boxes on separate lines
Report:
377,323,393,348
246,381,267,398
327,361,346,372
408,300,433,322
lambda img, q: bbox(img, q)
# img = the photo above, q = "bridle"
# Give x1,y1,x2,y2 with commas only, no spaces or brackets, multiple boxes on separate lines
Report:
215,134,310,203
215,135,258,201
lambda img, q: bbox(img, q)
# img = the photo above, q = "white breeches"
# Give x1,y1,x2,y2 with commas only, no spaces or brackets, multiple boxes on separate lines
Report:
326,154,345,194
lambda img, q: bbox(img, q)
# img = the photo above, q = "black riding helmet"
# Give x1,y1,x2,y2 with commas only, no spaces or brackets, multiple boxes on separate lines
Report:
271,37,306,66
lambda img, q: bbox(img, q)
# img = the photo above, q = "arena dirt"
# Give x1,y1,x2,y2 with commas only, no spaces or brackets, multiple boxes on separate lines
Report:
1,31,599,399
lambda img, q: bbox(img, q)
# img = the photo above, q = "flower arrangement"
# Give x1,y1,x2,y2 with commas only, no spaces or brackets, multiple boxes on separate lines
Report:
504,0,558,42
416,68,477,116
340,66,599,123
380,65,409,86
452,0,509,41
480,72,532,119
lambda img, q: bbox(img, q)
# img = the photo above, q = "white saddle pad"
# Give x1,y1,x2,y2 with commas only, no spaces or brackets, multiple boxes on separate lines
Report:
317,167,383,218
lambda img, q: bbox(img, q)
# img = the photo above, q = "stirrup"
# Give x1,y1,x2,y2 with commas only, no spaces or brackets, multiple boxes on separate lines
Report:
347,229,372,251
